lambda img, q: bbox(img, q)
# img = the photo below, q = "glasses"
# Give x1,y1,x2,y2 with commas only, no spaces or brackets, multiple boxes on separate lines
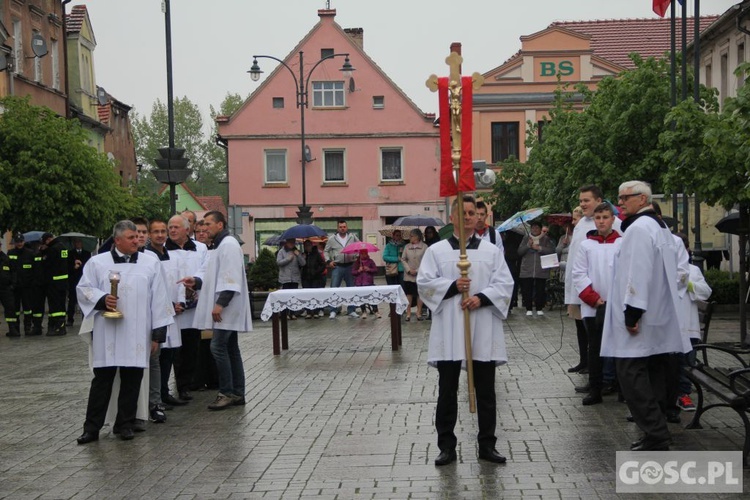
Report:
618,193,642,202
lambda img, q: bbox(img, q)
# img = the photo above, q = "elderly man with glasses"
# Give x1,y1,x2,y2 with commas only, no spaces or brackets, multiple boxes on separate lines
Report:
601,181,691,452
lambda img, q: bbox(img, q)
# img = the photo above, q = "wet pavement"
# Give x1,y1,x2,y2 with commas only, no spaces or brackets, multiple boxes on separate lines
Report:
0,305,749,499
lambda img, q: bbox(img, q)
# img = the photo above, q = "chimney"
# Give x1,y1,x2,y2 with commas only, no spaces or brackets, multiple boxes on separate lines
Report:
318,8,336,20
344,28,364,50
450,42,462,55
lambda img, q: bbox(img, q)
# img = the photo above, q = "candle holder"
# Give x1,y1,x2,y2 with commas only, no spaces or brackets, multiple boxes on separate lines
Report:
102,270,124,319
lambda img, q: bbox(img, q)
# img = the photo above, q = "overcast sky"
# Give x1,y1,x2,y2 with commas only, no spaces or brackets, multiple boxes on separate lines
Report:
69,0,739,122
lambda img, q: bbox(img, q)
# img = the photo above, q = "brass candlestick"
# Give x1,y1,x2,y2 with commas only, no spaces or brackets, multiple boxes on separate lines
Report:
102,270,124,319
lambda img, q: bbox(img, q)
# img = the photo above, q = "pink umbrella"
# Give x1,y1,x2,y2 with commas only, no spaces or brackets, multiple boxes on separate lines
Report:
341,241,380,254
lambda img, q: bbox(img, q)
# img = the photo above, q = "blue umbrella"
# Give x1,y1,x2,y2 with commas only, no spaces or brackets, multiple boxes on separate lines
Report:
22,230,46,242
279,224,327,240
496,207,547,233
263,234,284,246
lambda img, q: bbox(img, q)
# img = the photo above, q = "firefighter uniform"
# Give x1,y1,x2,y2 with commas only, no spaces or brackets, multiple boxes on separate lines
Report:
1,250,19,337
8,235,37,335
42,235,69,336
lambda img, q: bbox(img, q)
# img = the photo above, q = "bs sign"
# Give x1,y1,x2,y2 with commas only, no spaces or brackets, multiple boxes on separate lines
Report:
540,61,574,77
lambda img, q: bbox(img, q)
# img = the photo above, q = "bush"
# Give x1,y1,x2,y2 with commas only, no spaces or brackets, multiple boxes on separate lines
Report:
703,269,739,305
248,248,279,291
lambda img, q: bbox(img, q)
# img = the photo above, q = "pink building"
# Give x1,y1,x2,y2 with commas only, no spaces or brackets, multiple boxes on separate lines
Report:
217,9,441,261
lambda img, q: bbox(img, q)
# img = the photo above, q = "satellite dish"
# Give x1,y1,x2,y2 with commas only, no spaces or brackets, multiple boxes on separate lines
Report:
96,87,108,106
304,144,313,162
31,33,48,58
349,77,356,93
0,54,7,72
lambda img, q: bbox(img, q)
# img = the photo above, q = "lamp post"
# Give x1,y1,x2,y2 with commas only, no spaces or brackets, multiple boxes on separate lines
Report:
153,0,191,215
248,51,354,224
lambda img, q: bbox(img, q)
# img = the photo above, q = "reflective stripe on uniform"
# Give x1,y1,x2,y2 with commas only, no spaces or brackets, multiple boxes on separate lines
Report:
22,264,32,269
6,318,18,322
8,255,17,260
53,274,68,280
2,266,9,271
49,312,66,317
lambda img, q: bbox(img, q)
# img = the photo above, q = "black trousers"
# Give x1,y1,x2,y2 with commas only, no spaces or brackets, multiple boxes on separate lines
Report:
520,277,546,310
83,366,143,433
436,360,497,453
67,285,79,321
583,305,606,392
160,347,177,398
13,286,33,321
196,337,219,389
46,281,67,327
616,355,672,442
174,328,201,392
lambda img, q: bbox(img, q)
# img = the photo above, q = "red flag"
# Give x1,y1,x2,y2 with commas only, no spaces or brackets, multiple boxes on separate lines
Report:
459,76,475,192
437,77,456,197
653,0,671,17
438,77,476,197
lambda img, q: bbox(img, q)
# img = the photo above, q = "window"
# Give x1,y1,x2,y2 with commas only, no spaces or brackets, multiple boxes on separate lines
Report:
381,148,403,181
321,48,334,59
373,96,385,109
705,63,712,88
51,39,60,90
32,30,41,82
272,97,284,109
12,19,22,74
264,150,287,184
491,122,519,163
312,81,345,107
537,120,545,143
324,149,345,182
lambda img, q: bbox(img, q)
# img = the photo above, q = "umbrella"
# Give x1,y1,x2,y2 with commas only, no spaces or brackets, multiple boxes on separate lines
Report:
22,231,46,243
393,215,445,227
378,225,414,238
263,234,284,246
341,241,380,254
546,213,572,226
279,224,327,240
715,212,743,235
496,207,547,233
55,232,98,253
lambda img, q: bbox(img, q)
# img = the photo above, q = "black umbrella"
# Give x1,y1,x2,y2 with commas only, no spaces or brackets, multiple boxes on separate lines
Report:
393,215,445,227
280,224,327,240
715,212,743,235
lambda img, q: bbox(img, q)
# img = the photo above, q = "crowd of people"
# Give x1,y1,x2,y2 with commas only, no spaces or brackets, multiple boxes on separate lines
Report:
59,209,253,445
0,183,712,460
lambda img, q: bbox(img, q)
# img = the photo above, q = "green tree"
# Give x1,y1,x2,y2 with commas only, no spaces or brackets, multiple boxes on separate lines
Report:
248,247,279,291
481,156,532,217
0,96,134,236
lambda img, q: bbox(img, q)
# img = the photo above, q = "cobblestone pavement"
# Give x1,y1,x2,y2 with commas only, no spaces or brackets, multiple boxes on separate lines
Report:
0,307,748,499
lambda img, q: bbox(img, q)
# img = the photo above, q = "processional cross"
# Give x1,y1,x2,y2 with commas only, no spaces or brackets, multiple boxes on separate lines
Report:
426,52,484,413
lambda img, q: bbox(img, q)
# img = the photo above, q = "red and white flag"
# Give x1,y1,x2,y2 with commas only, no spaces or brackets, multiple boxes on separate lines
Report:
653,0,671,17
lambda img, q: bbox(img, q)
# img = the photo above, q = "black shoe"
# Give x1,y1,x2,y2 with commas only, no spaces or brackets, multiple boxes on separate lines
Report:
149,405,167,423
626,414,635,422
434,449,457,466
601,383,619,396
567,363,587,373
133,419,147,432
29,327,43,336
5,330,21,337
46,328,66,337
574,384,591,393
178,391,193,401
119,428,135,441
630,436,646,449
666,413,681,424
478,448,507,464
76,431,99,445
162,394,188,406
631,437,671,451
582,393,603,406
579,367,589,374
66,319,74,326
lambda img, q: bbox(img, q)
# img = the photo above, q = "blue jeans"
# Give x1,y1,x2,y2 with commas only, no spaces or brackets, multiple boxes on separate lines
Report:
329,264,356,314
210,329,245,397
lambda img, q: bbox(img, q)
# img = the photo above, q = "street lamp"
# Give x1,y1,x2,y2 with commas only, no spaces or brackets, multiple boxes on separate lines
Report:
248,51,354,224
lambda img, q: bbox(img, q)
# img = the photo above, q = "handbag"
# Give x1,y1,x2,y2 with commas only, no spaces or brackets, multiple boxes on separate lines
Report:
385,262,399,276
